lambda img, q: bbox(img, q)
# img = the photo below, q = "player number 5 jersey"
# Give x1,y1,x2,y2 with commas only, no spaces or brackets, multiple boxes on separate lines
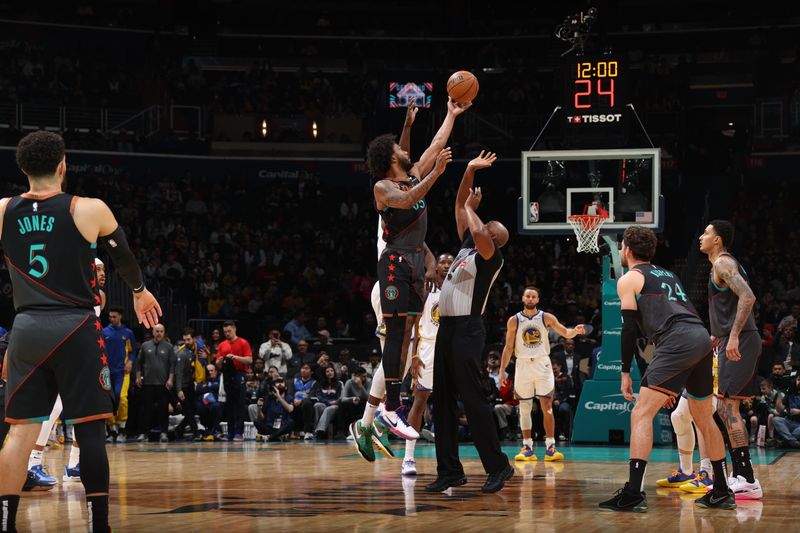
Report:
515,310,550,359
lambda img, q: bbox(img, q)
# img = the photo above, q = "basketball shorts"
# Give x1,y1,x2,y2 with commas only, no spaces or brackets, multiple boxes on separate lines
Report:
378,248,425,317
4,309,115,425
717,331,762,399
641,322,713,398
514,357,554,399
415,338,435,391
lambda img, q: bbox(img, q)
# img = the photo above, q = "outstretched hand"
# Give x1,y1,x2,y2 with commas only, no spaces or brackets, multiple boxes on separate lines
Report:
465,187,482,210
433,147,453,175
133,288,162,328
447,97,472,116
404,100,418,126
467,150,497,170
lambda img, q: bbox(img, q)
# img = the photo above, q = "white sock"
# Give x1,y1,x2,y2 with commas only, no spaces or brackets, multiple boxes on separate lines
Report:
523,438,533,449
362,403,379,427
700,457,712,474
545,437,556,448
405,438,416,460
28,449,43,469
679,452,693,473
68,445,80,468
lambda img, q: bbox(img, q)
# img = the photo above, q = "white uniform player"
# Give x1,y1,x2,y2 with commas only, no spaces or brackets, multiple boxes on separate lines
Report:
513,310,553,401
414,287,440,392
500,286,584,463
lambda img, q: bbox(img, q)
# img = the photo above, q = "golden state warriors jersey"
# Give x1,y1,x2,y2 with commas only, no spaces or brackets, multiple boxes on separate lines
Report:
514,310,550,359
418,288,441,342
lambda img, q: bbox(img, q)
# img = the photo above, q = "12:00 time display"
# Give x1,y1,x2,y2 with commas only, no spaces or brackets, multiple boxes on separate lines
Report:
576,61,618,78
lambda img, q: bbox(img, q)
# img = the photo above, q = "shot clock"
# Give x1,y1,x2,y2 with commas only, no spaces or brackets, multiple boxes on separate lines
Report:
564,54,627,124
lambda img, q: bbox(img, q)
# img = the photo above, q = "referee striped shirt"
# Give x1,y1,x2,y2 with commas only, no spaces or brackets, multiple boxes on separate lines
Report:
439,229,504,317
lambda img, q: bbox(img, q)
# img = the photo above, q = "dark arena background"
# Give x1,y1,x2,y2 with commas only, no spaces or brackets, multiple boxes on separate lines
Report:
0,1,799,531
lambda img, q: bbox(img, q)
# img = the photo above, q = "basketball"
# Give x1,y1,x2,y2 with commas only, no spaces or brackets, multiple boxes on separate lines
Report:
447,70,479,104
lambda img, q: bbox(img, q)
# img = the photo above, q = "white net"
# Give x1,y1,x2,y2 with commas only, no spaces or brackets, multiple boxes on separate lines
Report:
567,215,605,253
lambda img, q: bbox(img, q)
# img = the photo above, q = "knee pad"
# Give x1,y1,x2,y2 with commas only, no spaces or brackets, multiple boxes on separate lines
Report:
73,420,109,494
519,399,533,431
671,404,694,437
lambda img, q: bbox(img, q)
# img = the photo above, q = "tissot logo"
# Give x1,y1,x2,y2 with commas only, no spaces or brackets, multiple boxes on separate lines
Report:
567,114,623,124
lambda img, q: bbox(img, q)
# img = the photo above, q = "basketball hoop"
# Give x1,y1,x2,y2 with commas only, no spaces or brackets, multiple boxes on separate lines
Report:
568,214,605,253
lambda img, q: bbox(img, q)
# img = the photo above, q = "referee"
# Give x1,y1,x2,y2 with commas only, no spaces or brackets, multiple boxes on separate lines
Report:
425,152,514,494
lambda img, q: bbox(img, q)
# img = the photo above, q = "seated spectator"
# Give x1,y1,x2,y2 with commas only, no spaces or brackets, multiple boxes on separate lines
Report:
494,369,519,441
552,359,574,440
286,339,315,378
486,351,501,388
750,378,784,446
333,348,360,382
258,329,292,375
553,337,589,397
479,365,498,404
339,367,370,433
312,350,332,382
196,364,223,441
288,363,316,439
248,376,295,442
245,368,260,405
311,366,343,440
771,362,791,394
773,373,800,448
284,311,311,345
253,358,267,384
314,329,334,349
362,349,381,377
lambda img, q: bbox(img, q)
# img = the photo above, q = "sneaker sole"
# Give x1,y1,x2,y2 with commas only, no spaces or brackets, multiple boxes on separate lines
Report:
371,435,394,458
376,413,419,440
514,456,538,461
544,455,564,462
599,504,648,513
733,491,763,500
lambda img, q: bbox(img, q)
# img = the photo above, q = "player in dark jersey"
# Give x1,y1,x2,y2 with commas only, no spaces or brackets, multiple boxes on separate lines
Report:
699,219,763,499
0,131,161,533
599,226,734,512
351,97,468,447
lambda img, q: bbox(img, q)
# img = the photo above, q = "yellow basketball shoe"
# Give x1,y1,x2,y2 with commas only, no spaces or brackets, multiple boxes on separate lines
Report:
657,468,695,488
544,444,564,461
679,470,713,493
514,445,538,461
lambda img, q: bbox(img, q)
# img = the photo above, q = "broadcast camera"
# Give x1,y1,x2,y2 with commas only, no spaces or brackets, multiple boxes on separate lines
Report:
555,7,598,56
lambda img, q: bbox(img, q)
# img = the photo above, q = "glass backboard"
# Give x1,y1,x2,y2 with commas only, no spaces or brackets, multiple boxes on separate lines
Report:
518,148,663,235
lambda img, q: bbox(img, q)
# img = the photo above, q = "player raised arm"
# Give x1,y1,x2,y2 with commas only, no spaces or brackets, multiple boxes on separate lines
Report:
75,198,162,328
499,315,518,385
543,313,586,339
398,100,418,155
714,255,756,361
373,147,452,210
411,97,470,178
456,151,497,239
617,269,645,402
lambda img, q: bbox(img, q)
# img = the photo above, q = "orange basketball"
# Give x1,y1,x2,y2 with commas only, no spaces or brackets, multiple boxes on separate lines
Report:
447,70,479,104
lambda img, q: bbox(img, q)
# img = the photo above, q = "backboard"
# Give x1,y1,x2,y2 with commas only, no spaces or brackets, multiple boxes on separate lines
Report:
518,148,663,235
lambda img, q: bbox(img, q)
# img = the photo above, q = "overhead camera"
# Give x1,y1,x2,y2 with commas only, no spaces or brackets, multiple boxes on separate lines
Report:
555,7,598,56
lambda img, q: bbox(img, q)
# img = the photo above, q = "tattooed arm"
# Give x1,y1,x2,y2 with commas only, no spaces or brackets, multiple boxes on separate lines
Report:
715,256,756,361
373,147,452,210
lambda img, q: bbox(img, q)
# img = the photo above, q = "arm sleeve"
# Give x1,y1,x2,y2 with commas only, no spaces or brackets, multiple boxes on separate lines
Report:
98,226,145,292
621,309,642,373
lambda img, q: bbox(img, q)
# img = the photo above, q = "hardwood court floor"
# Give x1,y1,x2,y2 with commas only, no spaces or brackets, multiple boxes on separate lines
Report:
15,440,798,532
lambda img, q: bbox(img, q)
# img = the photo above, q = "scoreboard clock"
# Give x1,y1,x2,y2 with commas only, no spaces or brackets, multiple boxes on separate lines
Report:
564,54,627,125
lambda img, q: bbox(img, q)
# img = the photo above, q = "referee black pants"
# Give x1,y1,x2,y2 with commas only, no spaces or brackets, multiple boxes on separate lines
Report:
433,316,509,477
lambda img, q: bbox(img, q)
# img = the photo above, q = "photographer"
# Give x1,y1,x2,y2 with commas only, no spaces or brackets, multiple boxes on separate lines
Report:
773,372,800,448
258,329,292,376
249,376,294,442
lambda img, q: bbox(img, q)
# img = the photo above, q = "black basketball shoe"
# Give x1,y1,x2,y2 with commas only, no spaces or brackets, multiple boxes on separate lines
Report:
695,488,737,510
598,483,648,512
